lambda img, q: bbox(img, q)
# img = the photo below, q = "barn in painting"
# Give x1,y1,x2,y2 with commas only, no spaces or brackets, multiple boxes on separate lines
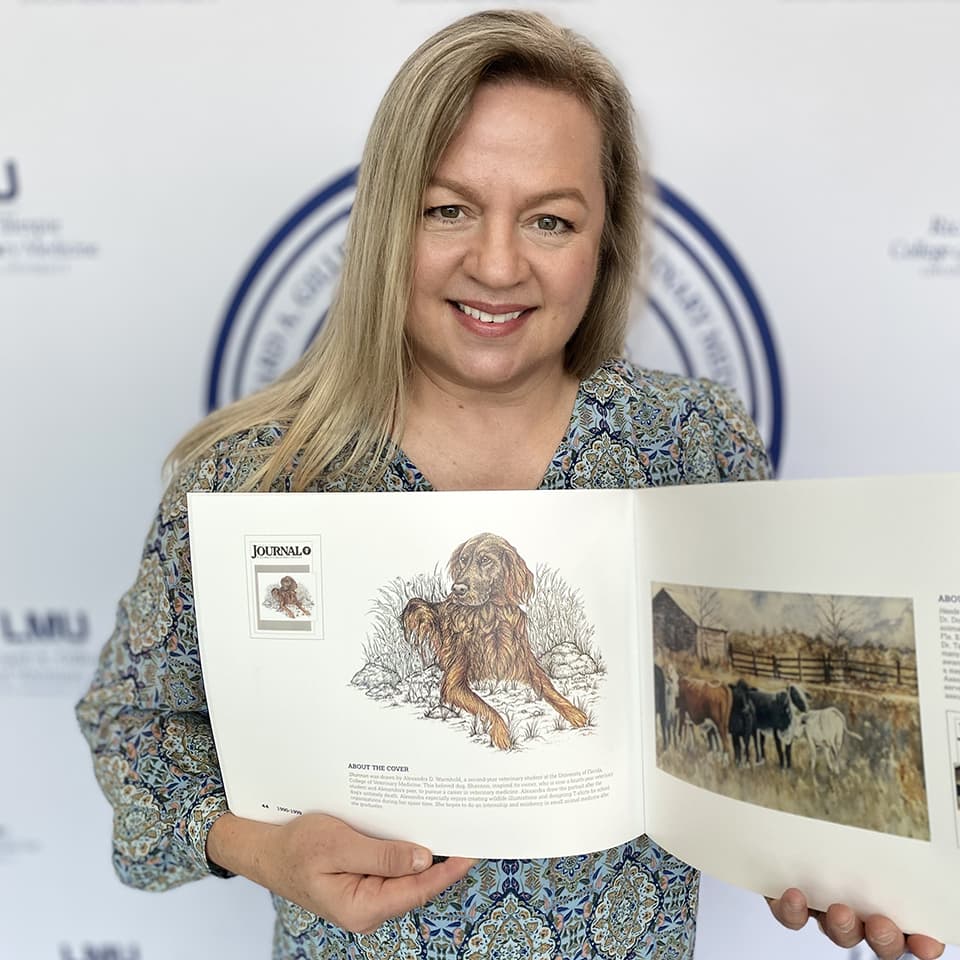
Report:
652,587,729,666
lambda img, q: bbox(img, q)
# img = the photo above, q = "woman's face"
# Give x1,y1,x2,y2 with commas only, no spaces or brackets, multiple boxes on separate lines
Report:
407,81,606,395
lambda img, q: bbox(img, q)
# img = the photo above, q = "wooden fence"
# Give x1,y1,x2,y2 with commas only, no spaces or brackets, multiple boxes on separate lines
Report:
728,644,918,692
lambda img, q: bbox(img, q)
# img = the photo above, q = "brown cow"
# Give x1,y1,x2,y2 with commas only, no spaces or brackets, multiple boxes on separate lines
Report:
676,676,733,760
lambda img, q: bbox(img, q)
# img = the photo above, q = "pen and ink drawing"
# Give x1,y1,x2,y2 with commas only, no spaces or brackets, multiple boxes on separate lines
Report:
262,575,314,619
351,533,604,751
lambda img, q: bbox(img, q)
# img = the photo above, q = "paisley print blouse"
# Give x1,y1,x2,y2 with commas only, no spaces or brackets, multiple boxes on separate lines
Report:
76,359,770,960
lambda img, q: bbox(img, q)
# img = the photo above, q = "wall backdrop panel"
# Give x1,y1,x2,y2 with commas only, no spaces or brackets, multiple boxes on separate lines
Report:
2,1,958,957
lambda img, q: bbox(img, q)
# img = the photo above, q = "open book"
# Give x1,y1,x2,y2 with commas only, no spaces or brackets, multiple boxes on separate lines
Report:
188,475,960,942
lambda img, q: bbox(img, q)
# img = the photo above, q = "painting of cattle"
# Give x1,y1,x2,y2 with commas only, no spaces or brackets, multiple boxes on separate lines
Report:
651,582,928,841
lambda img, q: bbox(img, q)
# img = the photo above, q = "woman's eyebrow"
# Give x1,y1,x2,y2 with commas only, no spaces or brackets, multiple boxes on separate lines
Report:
427,177,589,209
525,188,589,209
426,177,482,204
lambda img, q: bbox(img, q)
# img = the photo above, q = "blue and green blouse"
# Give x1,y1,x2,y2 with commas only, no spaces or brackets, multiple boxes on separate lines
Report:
76,359,770,960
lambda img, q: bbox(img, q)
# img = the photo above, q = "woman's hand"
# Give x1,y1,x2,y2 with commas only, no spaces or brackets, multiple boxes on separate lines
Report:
207,811,475,934
766,889,945,960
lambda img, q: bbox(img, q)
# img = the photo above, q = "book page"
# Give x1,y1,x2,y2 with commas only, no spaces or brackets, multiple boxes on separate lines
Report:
635,474,960,943
189,488,644,859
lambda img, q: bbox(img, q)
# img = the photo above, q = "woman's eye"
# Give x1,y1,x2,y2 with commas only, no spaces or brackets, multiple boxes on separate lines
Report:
426,205,463,221
534,215,571,234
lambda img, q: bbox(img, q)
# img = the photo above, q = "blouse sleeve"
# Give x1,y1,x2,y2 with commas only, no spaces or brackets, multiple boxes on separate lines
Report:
75,436,270,890
694,379,772,483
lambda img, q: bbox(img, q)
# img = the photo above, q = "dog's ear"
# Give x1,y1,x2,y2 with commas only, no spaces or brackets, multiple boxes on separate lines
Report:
448,539,468,580
499,539,534,604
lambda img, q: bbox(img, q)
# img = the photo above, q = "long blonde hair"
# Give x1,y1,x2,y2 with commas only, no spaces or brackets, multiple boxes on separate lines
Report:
169,9,646,490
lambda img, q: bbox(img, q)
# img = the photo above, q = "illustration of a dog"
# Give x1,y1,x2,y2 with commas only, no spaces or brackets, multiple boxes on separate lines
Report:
271,575,310,619
401,533,589,749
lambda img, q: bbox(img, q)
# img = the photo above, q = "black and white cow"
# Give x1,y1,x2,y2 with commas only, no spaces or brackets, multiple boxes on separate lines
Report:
749,684,808,768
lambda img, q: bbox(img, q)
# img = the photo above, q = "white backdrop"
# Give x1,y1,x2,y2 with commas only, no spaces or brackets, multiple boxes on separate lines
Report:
2,0,959,958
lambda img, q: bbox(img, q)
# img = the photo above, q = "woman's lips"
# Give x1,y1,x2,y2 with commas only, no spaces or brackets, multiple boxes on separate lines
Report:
449,300,534,336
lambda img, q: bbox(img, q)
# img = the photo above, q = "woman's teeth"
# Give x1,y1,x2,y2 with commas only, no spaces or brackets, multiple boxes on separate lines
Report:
457,303,525,324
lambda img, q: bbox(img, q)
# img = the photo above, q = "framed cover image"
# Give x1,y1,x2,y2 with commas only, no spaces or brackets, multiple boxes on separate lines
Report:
244,535,323,639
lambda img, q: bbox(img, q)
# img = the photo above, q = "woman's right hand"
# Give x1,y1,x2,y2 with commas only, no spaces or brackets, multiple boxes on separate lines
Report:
207,811,476,934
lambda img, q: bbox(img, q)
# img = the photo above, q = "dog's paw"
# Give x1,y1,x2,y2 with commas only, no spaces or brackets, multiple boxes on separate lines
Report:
567,707,589,728
489,722,513,750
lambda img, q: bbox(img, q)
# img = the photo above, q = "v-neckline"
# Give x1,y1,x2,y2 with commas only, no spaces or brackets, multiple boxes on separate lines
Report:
391,374,587,493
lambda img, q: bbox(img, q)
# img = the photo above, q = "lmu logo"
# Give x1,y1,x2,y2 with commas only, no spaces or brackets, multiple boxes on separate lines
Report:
0,610,89,642
59,946,141,960
0,159,18,201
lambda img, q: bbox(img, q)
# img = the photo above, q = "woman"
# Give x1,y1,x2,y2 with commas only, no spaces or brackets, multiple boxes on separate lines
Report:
76,10,942,960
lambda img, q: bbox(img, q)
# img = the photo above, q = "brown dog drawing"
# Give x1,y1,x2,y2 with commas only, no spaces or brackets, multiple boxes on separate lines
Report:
271,575,310,619
401,533,588,749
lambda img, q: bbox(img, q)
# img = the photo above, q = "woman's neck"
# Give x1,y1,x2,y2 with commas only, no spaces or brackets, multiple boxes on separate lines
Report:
399,365,580,491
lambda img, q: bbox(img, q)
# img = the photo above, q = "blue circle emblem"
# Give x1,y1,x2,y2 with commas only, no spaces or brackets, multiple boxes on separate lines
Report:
209,168,783,469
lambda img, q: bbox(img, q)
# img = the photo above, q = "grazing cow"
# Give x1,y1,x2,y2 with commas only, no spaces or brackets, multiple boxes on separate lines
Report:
654,663,680,750
677,675,733,759
749,684,808,769
728,679,757,766
798,706,863,777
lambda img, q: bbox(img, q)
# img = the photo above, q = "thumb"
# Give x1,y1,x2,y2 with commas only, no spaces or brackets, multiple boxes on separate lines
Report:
335,829,433,878
767,889,810,931
377,839,433,877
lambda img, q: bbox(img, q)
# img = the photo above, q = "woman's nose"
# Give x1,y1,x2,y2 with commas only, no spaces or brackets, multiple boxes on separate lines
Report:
463,220,530,288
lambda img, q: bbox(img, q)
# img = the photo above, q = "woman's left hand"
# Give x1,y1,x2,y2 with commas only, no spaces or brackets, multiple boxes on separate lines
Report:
766,888,945,959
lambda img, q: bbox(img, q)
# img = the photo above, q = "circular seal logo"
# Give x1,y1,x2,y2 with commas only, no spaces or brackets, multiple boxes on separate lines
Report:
209,169,783,468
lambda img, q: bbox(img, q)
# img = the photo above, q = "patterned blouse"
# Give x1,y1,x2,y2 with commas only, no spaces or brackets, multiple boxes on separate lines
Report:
76,359,770,960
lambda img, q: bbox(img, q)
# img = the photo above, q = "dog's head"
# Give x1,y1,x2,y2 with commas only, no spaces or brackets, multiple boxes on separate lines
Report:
448,533,534,607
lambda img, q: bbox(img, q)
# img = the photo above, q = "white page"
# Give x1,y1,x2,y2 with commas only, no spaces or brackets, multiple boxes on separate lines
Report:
189,488,643,859
636,474,960,943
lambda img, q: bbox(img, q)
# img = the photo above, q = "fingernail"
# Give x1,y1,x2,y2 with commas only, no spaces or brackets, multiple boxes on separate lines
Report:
412,849,430,872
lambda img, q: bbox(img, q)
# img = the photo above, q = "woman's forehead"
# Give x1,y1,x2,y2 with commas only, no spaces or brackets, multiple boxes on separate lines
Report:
430,81,604,200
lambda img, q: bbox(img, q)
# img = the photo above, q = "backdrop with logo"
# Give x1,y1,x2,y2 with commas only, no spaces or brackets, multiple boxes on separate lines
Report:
2,0,959,958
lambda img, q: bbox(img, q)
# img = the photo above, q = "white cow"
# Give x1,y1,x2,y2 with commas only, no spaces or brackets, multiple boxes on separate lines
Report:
798,706,863,778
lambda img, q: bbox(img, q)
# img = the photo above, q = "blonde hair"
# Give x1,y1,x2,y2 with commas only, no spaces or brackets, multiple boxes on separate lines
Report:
169,9,646,491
